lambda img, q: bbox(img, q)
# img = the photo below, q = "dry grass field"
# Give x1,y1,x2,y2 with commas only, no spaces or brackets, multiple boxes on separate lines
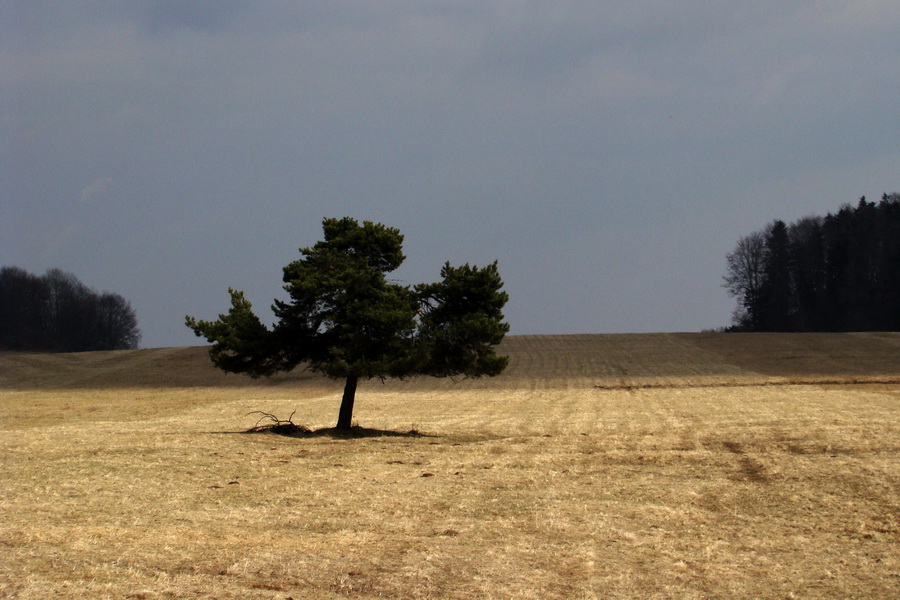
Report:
1,333,898,599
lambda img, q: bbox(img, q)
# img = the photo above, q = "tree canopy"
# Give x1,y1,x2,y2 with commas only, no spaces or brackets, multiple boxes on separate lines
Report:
723,193,900,332
0,266,141,352
186,217,509,430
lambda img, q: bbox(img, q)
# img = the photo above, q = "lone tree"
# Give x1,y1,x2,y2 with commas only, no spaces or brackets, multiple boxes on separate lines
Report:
186,217,509,430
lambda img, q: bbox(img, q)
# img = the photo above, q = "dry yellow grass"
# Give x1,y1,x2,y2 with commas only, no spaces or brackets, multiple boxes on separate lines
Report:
1,333,898,599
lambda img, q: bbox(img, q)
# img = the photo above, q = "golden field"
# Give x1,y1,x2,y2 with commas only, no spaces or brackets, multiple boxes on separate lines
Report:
1,332,898,599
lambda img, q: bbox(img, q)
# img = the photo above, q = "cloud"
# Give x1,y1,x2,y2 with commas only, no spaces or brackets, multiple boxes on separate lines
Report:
79,177,114,204
125,0,254,35
3,2,899,347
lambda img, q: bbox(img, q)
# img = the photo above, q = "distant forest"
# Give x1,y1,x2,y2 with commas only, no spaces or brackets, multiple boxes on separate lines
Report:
724,193,900,332
0,267,141,352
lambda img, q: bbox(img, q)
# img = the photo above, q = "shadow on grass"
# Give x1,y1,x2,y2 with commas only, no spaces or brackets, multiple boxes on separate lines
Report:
210,411,436,439
249,424,434,439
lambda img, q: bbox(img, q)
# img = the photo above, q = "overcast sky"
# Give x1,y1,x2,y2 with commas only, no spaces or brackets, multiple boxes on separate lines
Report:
3,1,899,348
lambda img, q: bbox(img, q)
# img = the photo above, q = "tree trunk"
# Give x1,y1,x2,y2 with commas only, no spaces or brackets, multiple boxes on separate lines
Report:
336,374,358,430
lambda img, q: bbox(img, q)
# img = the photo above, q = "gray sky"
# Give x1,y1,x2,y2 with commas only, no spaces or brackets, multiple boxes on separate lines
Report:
3,1,899,349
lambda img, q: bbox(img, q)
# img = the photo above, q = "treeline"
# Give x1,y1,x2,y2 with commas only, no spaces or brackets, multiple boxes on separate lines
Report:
0,267,141,352
724,193,900,332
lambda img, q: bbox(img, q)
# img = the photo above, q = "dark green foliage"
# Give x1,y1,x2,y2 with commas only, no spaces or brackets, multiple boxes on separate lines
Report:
787,217,827,331
724,193,900,332
185,288,278,377
186,217,509,429
0,266,140,352
757,220,792,332
273,219,419,381
416,262,510,377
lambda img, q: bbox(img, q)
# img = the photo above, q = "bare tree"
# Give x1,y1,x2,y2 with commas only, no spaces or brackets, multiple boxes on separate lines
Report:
723,231,766,330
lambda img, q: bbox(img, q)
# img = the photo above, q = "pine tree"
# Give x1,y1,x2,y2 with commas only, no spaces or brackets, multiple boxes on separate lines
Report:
186,217,509,430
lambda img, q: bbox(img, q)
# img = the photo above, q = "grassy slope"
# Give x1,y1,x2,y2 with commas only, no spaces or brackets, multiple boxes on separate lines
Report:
3,331,899,389
1,333,898,599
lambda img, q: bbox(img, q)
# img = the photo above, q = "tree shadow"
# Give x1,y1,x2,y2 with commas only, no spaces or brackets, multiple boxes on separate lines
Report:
239,424,435,439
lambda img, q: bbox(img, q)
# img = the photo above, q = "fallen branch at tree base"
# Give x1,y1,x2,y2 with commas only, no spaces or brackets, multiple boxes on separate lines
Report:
244,411,311,437
243,411,426,438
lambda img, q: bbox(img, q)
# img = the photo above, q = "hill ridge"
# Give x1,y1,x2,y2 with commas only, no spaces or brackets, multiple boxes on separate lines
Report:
2,332,898,391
